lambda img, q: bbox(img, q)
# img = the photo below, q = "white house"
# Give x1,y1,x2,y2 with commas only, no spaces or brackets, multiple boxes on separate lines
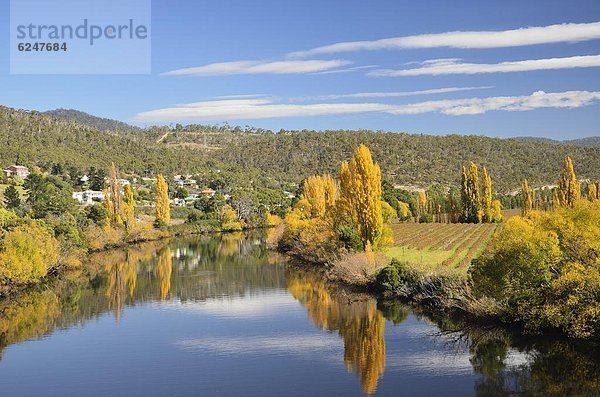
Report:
3,165,30,179
72,190,105,205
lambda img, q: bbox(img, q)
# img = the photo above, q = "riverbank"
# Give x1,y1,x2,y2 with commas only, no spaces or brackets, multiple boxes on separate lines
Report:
0,220,268,298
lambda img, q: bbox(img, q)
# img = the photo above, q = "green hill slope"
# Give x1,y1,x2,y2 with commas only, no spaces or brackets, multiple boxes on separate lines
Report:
2,106,599,192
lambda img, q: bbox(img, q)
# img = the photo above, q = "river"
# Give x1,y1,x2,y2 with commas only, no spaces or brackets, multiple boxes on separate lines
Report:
0,233,598,396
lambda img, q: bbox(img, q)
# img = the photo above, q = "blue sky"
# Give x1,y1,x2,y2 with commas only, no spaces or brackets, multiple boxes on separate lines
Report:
1,0,599,139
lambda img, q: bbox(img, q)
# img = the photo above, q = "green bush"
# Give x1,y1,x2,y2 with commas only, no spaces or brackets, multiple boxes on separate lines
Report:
338,226,363,251
376,265,400,291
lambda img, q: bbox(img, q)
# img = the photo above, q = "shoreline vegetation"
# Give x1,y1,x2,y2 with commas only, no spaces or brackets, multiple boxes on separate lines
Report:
275,145,599,339
1,137,598,340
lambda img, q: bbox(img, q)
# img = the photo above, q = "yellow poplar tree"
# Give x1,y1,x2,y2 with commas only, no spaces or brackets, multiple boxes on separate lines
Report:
557,156,580,207
521,179,534,216
155,174,170,226
302,174,338,218
461,161,480,223
105,162,123,225
339,144,383,248
481,166,493,223
587,182,597,202
123,184,135,231
417,191,428,218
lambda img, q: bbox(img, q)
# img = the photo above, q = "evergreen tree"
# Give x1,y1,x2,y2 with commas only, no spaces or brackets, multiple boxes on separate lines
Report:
3,185,21,210
155,174,170,226
557,156,580,208
339,144,383,248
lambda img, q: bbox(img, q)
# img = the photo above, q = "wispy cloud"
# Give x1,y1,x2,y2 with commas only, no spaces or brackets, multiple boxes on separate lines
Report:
310,86,492,100
288,22,600,57
369,55,600,76
310,65,378,75
163,59,351,76
133,90,600,122
213,94,268,99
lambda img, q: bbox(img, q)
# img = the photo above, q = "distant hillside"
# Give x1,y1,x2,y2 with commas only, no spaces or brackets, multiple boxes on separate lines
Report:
0,106,204,175
157,125,600,192
2,105,600,192
44,108,140,133
565,136,600,148
514,136,600,148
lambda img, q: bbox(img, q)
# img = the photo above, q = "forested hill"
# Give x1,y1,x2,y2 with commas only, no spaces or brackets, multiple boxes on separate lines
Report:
514,136,600,148
2,105,600,192
159,126,600,192
0,106,206,175
44,108,141,133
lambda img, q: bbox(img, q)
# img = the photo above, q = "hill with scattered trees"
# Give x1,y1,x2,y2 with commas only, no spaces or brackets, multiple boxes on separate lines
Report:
44,108,141,133
2,105,600,192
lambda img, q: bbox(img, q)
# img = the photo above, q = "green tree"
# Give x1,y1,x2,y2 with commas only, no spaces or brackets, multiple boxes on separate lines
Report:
3,185,21,210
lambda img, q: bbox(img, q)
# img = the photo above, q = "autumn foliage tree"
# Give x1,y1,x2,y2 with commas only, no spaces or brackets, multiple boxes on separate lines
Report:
461,161,481,223
557,156,580,208
123,184,135,231
522,179,534,216
301,174,338,218
339,144,384,248
155,174,170,227
104,162,124,225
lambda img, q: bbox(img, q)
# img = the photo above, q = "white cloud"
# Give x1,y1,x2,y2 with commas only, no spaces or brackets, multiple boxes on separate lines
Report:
388,90,600,115
311,86,492,100
133,90,600,122
163,59,351,76
369,54,600,76
155,292,296,318
288,22,600,57
310,65,379,75
213,94,267,99
176,334,339,355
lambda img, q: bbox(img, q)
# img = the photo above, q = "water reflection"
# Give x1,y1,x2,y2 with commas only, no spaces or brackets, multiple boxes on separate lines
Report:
0,234,598,396
288,270,387,394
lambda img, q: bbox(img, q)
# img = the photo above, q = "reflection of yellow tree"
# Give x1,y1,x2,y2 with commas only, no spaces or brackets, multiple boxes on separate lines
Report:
157,247,172,300
288,271,386,395
0,290,60,359
105,250,139,320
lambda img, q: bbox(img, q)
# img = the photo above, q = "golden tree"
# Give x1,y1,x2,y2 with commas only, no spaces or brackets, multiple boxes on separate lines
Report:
302,174,338,218
155,174,170,226
557,156,580,207
521,179,534,216
417,191,428,218
105,162,123,225
339,144,383,248
481,166,493,222
461,161,480,223
587,182,597,202
123,184,135,231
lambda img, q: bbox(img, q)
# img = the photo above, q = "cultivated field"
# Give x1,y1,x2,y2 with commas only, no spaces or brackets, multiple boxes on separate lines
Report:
386,222,499,275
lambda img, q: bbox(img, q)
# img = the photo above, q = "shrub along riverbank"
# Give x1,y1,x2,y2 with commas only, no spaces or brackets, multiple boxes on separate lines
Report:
277,146,599,339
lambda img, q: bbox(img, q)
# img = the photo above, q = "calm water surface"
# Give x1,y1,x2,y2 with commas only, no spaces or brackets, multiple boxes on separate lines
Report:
0,233,598,396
